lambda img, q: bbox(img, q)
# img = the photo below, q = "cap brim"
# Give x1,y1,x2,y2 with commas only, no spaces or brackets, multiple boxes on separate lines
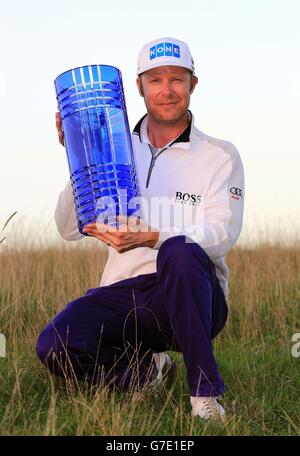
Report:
137,60,194,75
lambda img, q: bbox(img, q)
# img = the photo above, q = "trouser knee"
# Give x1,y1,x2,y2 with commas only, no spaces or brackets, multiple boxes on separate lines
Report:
157,235,212,275
36,324,68,376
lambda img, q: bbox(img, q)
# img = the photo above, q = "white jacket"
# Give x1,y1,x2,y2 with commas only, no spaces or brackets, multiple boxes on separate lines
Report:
55,112,245,299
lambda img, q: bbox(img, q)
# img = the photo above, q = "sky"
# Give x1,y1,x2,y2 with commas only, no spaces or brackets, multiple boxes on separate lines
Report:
0,0,299,246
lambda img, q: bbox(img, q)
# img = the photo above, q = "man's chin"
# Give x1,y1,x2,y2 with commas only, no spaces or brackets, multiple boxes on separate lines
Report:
153,111,183,123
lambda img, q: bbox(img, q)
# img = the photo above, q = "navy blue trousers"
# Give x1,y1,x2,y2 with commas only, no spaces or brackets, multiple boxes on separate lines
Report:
36,236,228,396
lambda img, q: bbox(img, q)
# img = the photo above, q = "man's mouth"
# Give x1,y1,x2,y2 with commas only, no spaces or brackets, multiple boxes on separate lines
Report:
158,102,178,106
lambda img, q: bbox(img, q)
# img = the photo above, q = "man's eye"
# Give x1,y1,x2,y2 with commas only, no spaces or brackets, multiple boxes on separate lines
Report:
151,79,159,83
173,78,182,82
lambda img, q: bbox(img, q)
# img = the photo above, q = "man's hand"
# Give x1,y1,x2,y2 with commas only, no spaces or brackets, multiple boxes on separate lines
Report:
82,215,160,253
55,112,64,146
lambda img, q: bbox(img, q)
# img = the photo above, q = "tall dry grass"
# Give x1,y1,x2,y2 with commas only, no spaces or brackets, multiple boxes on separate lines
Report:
0,237,300,435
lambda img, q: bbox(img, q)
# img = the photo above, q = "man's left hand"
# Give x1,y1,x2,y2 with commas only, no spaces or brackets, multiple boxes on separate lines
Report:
82,215,160,253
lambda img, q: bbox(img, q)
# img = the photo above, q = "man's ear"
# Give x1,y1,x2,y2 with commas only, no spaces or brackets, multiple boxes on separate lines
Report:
190,75,198,94
136,77,144,97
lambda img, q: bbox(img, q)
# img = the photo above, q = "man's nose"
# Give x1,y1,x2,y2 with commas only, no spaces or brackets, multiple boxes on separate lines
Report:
160,80,174,95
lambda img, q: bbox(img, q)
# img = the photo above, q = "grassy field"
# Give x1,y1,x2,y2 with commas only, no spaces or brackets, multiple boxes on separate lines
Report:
0,240,299,436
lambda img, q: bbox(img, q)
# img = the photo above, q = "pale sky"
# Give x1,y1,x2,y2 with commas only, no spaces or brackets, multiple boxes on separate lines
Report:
0,0,299,246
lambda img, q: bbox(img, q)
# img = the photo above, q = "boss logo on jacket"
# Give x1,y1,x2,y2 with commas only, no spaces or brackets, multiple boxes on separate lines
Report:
175,191,202,206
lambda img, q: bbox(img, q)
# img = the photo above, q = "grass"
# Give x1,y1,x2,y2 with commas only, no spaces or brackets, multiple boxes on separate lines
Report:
0,240,300,436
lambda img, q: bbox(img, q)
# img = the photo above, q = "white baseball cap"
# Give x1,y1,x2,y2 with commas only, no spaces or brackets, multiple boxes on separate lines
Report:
137,37,195,75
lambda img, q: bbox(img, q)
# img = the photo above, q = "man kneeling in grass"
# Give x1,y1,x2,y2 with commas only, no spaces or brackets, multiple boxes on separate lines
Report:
36,37,245,421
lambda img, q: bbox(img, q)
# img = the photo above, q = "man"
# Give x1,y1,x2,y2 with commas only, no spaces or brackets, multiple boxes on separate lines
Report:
36,37,244,421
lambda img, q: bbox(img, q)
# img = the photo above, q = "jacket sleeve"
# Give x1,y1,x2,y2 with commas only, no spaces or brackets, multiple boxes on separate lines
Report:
54,180,85,241
152,143,245,260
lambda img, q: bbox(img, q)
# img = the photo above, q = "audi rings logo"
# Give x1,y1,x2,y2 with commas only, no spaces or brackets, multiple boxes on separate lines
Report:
230,187,242,200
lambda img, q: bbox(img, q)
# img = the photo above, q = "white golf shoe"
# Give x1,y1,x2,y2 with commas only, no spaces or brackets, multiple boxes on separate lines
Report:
190,396,226,421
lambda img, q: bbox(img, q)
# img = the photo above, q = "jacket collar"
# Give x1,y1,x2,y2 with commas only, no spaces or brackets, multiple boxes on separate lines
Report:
132,110,193,149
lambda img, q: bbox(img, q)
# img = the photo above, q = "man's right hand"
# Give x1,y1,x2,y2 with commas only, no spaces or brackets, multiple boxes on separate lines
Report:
55,112,64,146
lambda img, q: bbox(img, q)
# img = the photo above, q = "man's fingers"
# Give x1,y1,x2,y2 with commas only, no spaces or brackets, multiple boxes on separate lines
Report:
58,133,64,146
117,214,141,225
55,112,64,146
117,215,147,232
84,216,148,235
84,230,112,246
117,215,128,225
94,220,127,233
83,227,116,244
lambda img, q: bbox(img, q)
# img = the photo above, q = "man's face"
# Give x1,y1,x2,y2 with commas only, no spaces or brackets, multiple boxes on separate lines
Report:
136,66,198,124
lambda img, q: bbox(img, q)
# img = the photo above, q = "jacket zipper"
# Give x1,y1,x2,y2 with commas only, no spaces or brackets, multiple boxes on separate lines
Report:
146,145,168,189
